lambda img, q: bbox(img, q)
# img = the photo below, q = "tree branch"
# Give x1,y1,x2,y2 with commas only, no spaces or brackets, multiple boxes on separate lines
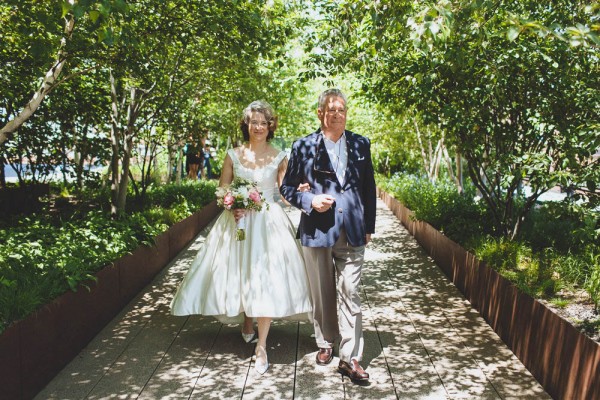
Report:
0,15,75,144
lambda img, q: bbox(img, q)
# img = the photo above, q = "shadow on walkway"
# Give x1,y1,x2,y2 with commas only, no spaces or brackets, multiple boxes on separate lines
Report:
35,199,550,399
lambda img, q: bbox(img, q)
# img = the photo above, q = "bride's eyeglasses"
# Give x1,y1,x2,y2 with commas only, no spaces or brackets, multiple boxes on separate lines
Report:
249,120,268,127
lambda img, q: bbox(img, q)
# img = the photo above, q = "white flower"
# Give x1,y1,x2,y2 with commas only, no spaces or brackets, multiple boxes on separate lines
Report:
236,186,250,199
215,187,227,197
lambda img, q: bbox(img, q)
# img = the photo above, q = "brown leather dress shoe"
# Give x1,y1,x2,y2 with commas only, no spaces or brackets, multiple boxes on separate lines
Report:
338,359,369,381
316,348,333,365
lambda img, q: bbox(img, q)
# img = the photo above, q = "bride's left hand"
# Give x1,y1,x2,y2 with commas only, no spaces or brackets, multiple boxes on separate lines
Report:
298,183,310,192
232,208,246,223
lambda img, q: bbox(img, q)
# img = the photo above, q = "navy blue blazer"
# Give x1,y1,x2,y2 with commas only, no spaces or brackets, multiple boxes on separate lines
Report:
281,129,376,247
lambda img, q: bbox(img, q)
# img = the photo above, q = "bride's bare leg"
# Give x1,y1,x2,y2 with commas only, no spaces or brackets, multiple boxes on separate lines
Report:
257,317,271,348
242,313,254,334
255,317,271,374
241,313,256,343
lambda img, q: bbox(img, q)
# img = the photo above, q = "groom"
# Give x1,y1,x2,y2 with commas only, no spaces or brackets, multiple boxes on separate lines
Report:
281,88,376,381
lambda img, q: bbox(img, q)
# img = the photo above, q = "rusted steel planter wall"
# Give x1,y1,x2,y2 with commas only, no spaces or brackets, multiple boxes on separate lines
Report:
379,190,599,400
0,200,220,400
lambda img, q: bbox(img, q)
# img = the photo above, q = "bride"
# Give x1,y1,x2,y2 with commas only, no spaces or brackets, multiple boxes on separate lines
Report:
170,100,312,374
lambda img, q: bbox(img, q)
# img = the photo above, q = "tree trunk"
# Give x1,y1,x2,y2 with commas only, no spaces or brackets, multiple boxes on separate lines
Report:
414,121,429,177
0,17,75,145
0,155,6,188
72,123,84,190
109,71,122,217
166,131,173,182
175,147,182,185
455,153,463,192
113,86,146,216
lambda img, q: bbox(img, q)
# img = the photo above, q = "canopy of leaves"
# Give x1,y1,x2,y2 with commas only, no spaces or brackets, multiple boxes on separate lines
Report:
311,0,600,238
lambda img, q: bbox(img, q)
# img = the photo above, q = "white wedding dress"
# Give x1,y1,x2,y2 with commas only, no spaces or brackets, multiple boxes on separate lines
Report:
170,149,312,322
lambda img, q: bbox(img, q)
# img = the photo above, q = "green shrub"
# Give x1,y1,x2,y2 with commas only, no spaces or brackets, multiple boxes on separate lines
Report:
519,202,599,254
381,173,486,244
380,174,598,310
145,180,217,210
0,180,218,333
585,253,600,311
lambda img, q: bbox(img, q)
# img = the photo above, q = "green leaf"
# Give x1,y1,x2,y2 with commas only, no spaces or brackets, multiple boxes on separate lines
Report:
61,2,72,18
73,4,85,19
89,10,101,23
587,181,597,193
507,27,520,41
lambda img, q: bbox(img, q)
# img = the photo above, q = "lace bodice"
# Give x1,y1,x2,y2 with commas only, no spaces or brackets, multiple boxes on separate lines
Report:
228,148,287,203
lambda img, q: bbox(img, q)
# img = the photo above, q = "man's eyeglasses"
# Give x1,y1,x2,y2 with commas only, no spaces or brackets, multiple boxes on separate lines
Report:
324,109,346,115
313,139,335,174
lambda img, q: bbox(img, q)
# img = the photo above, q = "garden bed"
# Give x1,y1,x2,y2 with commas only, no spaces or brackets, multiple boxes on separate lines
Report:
379,189,599,400
0,200,220,400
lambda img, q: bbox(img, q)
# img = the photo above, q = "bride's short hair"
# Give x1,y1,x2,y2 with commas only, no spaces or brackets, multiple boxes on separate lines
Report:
240,100,278,141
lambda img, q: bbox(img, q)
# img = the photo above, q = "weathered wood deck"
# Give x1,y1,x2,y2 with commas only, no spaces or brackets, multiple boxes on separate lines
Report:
35,199,550,399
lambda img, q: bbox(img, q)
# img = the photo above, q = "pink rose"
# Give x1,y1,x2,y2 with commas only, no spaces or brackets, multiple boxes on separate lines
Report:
223,193,234,209
248,190,261,204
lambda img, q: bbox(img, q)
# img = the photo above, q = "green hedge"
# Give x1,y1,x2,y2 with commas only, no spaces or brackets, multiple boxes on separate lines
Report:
379,173,600,316
0,180,217,334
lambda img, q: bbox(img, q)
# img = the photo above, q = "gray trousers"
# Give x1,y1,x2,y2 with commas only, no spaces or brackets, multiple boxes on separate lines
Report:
302,229,365,362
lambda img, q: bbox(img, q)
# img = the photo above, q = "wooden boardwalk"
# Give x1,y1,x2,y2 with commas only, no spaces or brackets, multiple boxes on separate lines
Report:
35,199,550,399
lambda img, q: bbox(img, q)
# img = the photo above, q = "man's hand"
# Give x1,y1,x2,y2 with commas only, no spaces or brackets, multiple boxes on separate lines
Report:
365,234,371,245
311,194,335,213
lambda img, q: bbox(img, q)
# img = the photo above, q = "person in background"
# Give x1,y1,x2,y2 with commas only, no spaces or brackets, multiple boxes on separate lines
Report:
202,143,213,179
184,136,203,180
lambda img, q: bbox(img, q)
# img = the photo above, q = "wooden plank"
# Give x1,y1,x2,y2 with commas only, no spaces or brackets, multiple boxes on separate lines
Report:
188,323,255,399
85,304,187,399
293,322,345,399
340,287,400,400
137,316,221,399
361,276,447,399
241,320,298,400
34,287,165,399
385,256,499,398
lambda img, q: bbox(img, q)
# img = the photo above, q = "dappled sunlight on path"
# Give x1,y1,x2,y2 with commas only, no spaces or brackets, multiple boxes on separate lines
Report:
35,200,549,399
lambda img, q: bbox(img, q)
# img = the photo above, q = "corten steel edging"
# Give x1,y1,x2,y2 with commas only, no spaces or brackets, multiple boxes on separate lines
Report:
379,190,600,400
0,200,221,400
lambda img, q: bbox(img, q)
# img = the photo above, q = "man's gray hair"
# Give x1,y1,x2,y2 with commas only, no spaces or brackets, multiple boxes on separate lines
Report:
318,89,348,110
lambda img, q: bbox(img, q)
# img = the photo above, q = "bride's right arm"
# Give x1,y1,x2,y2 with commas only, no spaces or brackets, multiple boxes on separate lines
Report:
219,154,243,222
219,154,234,187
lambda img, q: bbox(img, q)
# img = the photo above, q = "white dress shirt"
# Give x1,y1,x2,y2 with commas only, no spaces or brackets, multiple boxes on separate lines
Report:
322,132,347,185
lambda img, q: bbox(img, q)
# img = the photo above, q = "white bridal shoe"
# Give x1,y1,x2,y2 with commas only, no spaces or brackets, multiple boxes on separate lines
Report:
254,345,269,374
242,331,257,343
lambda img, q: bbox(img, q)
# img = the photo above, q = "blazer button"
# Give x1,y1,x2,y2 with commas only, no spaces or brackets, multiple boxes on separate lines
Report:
340,189,344,193
338,208,343,213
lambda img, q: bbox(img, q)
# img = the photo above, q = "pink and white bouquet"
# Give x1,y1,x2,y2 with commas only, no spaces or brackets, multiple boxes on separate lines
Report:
216,177,267,240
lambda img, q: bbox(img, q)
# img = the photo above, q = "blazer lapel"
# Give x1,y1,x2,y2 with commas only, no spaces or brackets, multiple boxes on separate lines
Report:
313,133,336,175
345,131,359,181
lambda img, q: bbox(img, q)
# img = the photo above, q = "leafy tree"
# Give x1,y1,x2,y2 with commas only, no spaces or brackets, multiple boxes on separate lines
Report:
0,1,126,145
62,0,303,216
313,0,600,238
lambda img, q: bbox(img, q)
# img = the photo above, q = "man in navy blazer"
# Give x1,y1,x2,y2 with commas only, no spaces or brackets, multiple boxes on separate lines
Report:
280,89,376,382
